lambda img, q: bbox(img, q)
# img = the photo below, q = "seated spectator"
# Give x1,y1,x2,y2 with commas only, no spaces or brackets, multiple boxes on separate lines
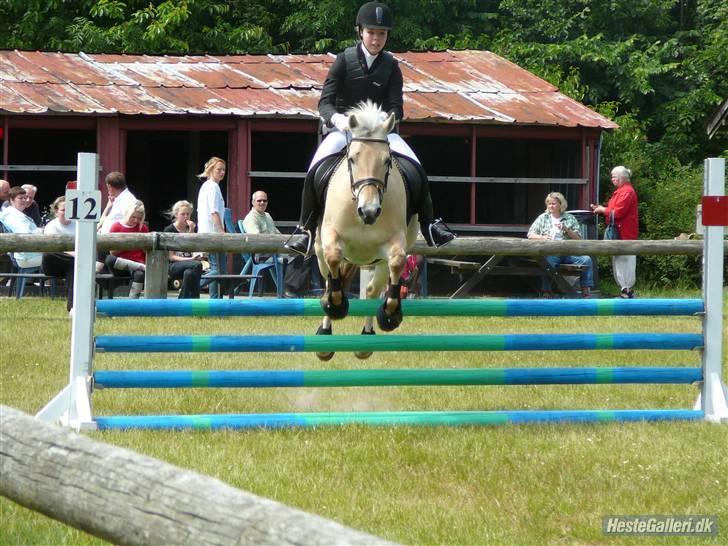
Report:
0,179,10,209
41,195,105,311
163,200,203,299
21,184,42,226
97,171,136,234
242,191,280,235
105,200,148,299
527,192,593,298
0,186,43,268
242,190,282,279
41,196,76,311
401,254,424,298
283,254,323,298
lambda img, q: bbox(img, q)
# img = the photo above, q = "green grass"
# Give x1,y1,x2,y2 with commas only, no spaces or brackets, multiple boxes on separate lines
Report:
1,291,727,545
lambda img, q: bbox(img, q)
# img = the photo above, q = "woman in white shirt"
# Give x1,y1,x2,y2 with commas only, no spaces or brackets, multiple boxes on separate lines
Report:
41,196,77,311
0,186,42,268
197,156,227,299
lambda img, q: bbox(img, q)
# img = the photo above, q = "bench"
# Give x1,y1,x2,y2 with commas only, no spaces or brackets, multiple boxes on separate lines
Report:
202,274,262,299
95,274,132,299
0,271,58,298
429,256,589,298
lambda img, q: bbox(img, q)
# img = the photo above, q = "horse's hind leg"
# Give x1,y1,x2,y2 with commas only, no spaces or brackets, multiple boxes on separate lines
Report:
315,315,335,361
355,267,380,360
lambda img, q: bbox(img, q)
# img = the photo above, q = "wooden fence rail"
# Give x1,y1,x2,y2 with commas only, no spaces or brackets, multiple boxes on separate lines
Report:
0,405,395,546
0,232,718,256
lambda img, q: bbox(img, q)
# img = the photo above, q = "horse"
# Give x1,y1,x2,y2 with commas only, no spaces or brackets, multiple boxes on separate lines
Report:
313,100,419,360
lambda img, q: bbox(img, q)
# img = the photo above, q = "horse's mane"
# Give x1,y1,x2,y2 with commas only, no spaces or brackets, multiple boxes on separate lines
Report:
346,100,387,137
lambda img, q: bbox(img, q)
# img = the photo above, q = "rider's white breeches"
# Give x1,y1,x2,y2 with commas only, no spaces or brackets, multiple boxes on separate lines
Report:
309,131,420,170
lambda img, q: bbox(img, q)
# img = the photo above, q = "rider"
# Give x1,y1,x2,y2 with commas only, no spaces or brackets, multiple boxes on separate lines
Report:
285,0,456,256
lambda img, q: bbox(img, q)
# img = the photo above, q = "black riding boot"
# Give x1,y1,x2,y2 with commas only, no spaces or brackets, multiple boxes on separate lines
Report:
417,174,456,247
285,168,319,256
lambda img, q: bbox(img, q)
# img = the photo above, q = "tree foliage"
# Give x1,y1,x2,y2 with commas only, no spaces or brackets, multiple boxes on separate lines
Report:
1,0,725,285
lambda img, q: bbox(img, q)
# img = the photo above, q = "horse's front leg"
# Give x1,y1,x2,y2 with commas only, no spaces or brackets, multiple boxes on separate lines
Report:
376,243,406,332
319,227,349,320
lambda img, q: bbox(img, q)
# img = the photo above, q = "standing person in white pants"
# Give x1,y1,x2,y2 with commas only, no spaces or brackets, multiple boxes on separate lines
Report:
592,166,639,298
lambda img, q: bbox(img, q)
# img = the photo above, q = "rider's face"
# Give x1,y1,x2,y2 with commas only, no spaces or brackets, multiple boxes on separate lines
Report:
361,28,388,56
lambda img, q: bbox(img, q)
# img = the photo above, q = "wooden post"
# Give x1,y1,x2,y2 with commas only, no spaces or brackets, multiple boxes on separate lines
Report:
1,405,396,546
144,249,169,299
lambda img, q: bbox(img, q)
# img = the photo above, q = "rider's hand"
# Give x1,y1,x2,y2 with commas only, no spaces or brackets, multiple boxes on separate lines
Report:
331,113,349,132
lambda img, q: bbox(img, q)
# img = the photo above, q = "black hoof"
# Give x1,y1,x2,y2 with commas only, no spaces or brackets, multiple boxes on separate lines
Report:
376,301,402,332
315,324,334,361
321,292,349,320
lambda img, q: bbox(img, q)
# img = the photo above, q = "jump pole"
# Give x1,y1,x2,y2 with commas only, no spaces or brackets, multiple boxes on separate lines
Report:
94,333,704,353
96,297,704,317
36,153,100,430
93,367,703,389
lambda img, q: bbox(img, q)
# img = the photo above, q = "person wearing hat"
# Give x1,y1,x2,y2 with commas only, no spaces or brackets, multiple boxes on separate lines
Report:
286,1,455,256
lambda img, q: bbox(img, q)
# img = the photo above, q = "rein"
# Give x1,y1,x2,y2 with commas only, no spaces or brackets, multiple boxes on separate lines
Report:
346,135,392,202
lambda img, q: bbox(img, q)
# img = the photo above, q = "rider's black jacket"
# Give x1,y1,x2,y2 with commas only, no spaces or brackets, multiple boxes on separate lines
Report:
318,43,403,126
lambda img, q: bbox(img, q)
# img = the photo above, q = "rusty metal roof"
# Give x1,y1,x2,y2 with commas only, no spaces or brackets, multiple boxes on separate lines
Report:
0,49,617,129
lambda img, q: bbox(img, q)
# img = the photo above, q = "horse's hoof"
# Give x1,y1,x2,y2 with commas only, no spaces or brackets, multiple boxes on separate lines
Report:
321,291,349,320
315,324,334,360
376,301,402,332
355,327,375,359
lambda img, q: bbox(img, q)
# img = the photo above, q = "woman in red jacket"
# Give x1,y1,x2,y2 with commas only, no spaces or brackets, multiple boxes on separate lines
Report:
591,166,639,298
105,200,148,299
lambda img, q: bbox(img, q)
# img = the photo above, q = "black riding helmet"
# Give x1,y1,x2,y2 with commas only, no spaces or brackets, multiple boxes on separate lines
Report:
355,1,393,31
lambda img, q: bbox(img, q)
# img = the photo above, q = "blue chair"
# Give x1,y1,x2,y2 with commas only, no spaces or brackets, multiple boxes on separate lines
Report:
237,218,284,297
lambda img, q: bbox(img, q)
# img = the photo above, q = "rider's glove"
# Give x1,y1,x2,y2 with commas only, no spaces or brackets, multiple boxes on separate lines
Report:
331,113,349,132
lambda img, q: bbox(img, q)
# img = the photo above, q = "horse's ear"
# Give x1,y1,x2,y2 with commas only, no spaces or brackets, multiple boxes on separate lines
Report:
349,114,358,130
384,112,396,133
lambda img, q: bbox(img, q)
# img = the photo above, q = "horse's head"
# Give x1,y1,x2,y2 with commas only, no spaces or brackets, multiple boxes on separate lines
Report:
345,101,396,225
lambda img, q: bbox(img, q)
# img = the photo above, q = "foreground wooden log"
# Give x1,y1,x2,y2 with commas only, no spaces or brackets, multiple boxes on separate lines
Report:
0,232,717,256
0,406,395,546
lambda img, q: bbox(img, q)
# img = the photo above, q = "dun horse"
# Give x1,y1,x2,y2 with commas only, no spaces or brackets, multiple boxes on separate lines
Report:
314,101,418,360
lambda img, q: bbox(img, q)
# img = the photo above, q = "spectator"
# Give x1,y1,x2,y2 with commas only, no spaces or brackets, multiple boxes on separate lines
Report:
21,184,42,226
163,200,203,299
105,200,148,299
0,179,9,208
242,191,279,235
41,196,76,311
591,166,639,299
0,186,42,268
401,254,424,298
283,254,323,298
285,1,454,256
528,192,594,298
197,156,227,299
97,171,136,234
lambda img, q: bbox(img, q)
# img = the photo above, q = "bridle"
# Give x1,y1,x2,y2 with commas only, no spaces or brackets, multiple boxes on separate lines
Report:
346,135,392,203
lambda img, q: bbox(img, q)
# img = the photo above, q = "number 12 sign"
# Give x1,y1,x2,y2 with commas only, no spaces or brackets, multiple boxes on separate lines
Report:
65,189,102,222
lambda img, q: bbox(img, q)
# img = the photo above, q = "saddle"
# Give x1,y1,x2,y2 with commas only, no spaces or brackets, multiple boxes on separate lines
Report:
311,151,424,221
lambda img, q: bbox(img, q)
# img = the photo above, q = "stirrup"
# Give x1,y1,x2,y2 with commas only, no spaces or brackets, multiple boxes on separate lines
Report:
427,218,456,248
284,226,313,257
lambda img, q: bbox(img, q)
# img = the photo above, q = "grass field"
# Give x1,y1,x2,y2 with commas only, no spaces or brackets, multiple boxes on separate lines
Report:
1,291,726,545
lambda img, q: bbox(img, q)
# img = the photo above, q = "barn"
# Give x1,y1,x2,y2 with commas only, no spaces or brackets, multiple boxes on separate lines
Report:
0,49,616,234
